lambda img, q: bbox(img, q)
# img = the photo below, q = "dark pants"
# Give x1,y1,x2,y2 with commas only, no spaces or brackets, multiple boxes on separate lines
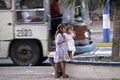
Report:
51,18,62,37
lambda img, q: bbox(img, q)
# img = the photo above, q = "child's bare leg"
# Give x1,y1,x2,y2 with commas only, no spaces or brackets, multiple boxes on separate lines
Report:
60,61,69,78
68,51,72,60
55,63,60,78
60,62,65,75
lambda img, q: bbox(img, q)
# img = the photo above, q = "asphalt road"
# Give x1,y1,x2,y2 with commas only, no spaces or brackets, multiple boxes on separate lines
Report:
91,32,113,43
0,49,111,80
0,58,82,80
0,58,113,80
90,21,113,43
0,47,112,80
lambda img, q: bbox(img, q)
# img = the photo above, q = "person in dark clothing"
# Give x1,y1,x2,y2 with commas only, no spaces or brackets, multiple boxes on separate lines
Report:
0,0,7,9
51,0,60,18
50,0,62,38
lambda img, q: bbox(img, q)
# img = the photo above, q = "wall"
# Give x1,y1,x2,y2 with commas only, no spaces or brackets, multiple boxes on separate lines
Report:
65,62,120,79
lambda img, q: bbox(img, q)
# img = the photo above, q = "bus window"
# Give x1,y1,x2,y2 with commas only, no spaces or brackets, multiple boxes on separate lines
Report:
16,10,45,23
16,0,43,9
0,0,11,9
15,0,45,23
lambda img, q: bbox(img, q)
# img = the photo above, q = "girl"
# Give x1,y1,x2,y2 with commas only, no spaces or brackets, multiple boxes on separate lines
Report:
54,24,69,78
64,25,76,60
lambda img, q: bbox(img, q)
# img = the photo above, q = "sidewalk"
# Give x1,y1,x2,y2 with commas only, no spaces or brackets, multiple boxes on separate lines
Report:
0,66,81,80
0,63,112,80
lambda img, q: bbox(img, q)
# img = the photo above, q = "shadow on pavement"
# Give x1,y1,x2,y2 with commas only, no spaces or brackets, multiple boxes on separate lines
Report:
0,58,51,67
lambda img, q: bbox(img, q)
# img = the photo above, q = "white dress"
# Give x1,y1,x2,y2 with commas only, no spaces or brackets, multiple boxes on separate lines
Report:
54,33,69,63
64,32,76,55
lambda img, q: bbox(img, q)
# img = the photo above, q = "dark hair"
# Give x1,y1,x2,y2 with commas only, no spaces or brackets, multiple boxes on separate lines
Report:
55,24,65,37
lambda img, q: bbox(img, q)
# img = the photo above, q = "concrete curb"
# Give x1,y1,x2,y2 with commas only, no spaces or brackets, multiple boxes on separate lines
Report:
95,43,112,47
91,30,113,34
66,61,120,79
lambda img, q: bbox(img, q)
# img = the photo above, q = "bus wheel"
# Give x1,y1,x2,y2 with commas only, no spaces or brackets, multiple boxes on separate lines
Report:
10,40,41,66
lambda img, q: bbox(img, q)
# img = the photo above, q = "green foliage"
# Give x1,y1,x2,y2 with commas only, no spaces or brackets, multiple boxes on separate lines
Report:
60,0,75,7
60,0,105,9
88,0,105,10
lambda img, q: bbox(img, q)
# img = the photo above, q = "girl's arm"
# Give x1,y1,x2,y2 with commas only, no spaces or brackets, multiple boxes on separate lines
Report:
73,31,76,39
56,34,66,45
57,38,66,45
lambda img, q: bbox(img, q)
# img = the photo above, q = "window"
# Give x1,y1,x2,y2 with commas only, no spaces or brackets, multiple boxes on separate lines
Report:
74,0,82,22
16,0,43,9
16,0,45,23
0,0,12,10
16,9,45,23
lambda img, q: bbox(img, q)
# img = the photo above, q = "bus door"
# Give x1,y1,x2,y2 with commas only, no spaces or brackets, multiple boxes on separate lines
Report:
0,0,13,40
0,0,13,57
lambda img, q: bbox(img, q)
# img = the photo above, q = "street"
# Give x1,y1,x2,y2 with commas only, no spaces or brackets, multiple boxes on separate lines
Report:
0,58,81,80
0,46,112,80
90,21,113,43
0,55,114,80
0,66,111,80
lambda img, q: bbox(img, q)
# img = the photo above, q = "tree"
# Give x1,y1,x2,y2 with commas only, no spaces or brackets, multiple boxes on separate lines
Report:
60,0,105,9
112,0,120,57
60,0,75,7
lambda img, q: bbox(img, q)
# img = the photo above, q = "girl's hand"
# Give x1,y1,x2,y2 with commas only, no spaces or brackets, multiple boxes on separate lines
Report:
72,31,76,39
57,38,66,45
63,38,66,42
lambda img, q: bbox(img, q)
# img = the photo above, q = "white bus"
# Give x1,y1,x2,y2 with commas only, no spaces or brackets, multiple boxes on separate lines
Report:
0,0,91,66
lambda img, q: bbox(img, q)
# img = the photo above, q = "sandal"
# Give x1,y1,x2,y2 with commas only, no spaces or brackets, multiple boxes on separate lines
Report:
55,74,60,78
62,74,69,78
